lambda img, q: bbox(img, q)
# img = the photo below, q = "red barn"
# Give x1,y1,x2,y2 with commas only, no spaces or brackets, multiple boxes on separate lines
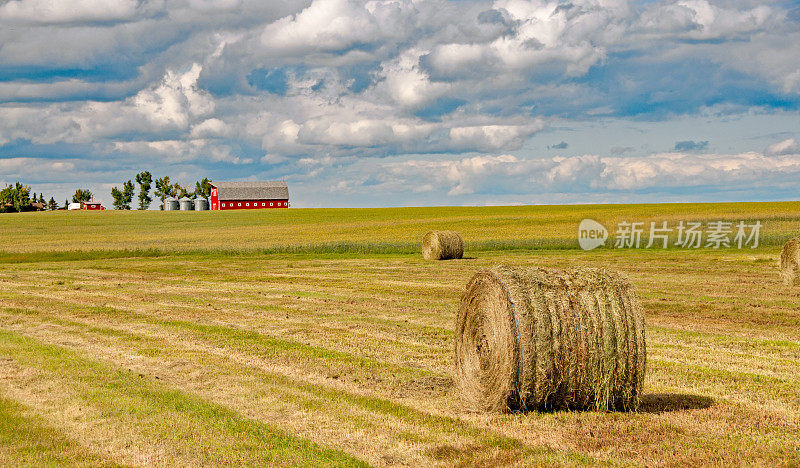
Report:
209,181,289,210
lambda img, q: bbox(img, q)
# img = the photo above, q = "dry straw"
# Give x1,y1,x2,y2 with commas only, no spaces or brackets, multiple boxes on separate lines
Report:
780,237,800,287
454,266,646,413
422,231,464,260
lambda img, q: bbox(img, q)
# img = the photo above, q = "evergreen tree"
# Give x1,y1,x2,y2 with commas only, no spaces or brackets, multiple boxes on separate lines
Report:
111,180,135,210
154,176,171,210
0,185,15,212
135,171,153,210
122,180,134,209
175,184,191,199
72,189,92,204
111,186,125,210
194,178,212,199
18,183,31,211
0,183,32,213
48,197,57,211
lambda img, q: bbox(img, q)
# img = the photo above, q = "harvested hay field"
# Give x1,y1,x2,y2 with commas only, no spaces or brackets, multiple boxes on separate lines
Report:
422,230,464,260
781,237,800,286
0,204,799,466
455,266,645,413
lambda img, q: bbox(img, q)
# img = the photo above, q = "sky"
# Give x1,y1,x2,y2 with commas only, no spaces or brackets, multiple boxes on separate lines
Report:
1,0,799,208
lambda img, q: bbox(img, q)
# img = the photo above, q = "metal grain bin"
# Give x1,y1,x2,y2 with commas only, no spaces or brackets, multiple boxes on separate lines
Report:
179,197,194,211
194,198,209,211
164,197,179,211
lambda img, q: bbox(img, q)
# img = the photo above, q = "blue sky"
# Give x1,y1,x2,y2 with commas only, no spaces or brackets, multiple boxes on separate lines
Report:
1,0,799,207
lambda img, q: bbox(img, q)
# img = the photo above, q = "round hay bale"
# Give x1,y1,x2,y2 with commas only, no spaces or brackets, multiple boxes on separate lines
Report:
422,231,464,260
780,237,800,287
454,266,646,413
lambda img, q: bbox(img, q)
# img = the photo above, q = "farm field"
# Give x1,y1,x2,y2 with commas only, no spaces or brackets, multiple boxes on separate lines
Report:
0,203,799,466
1,201,800,253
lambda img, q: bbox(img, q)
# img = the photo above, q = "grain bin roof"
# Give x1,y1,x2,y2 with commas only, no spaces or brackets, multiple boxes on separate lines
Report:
211,181,289,201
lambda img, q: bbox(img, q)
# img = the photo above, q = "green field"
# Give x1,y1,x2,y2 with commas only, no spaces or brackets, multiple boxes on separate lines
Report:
2,201,799,253
1,203,799,466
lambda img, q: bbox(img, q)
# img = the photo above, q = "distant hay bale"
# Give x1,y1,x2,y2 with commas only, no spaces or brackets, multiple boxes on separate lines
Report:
780,238,800,287
422,231,464,260
454,266,646,413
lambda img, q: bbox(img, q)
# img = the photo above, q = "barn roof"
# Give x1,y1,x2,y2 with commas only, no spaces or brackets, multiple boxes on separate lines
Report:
211,181,289,201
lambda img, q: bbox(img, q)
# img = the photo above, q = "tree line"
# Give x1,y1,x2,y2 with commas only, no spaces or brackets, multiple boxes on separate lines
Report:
0,183,98,213
0,182,71,213
0,175,213,213
110,173,212,210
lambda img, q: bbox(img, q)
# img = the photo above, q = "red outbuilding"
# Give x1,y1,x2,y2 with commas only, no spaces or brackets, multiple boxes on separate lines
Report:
209,181,289,210
83,202,106,210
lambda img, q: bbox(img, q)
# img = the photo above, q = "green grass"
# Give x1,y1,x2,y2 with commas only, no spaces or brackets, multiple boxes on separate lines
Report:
0,395,117,467
0,304,572,466
0,330,367,467
1,201,798,253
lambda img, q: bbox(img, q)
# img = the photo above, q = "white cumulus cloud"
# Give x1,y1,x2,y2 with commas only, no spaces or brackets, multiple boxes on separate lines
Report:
764,138,798,156
377,49,450,108
449,122,545,152
381,149,800,197
0,0,150,24
260,0,380,54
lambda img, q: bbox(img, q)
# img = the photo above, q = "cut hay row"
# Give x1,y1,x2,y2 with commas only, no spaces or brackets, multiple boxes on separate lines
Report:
454,266,646,413
421,230,464,260
780,237,800,287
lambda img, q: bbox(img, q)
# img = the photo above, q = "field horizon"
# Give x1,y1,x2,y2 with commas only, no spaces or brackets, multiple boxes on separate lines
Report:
2,200,799,254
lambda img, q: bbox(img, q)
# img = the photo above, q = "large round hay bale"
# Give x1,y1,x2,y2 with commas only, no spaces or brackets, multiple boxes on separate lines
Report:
780,237,800,287
454,266,646,413
422,231,464,260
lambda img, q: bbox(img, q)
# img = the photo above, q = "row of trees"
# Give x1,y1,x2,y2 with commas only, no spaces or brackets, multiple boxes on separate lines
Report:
0,182,35,213
0,182,73,213
1,175,213,213
110,173,212,210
